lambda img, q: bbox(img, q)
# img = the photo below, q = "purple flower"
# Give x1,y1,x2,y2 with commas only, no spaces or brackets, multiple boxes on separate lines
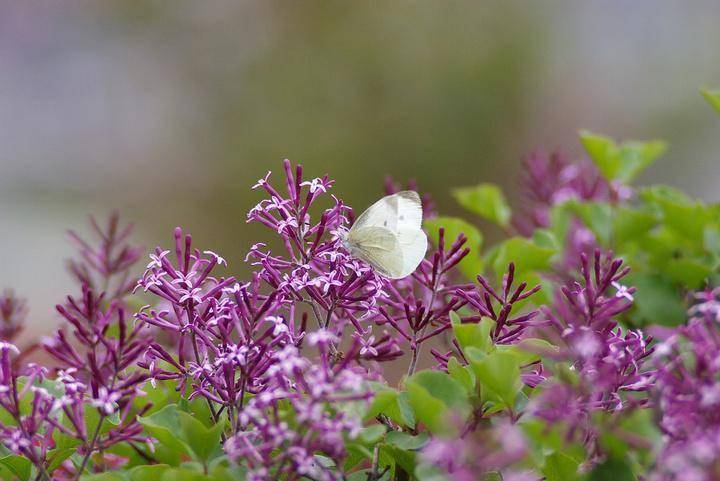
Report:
225,339,371,480
246,160,387,344
0,289,26,342
650,287,720,480
432,262,545,385
454,262,542,344
0,343,67,478
421,422,533,481
514,150,611,236
66,212,142,301
137,229,303,433
531,251,653,444
374,227,471,375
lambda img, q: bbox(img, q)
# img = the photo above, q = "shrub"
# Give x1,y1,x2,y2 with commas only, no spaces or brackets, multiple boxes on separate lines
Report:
0,91,719,481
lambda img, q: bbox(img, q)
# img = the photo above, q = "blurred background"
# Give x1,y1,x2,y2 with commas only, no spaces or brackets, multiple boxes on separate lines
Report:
2,1,720,334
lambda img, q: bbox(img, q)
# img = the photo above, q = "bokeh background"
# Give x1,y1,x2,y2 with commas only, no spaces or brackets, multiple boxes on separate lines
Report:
2,1,720,335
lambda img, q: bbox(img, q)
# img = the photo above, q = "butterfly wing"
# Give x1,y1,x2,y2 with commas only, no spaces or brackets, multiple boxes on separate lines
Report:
348,191,427,279
397,227,428,277
353,191,422,233
346,226,405,278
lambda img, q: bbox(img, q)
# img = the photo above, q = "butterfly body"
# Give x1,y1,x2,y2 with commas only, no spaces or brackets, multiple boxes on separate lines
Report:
344,191,428,279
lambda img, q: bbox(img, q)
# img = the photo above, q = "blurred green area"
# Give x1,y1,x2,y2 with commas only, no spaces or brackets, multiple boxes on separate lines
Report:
1,1,720,328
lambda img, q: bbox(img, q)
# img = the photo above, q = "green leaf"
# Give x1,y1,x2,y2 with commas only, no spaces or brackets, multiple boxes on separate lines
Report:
580,130,667,183
587,457,637,481
447,357,475,393
344,443,374,470
364,387,414,429
128,465,171,481
395,392,415,429
628,274,687,326
0,455,31,481
80,474,127,481
385,431,429,450
138,404,191,460
380,444,416,476
612,206,657,248
159,468,215,481
358,424,386,444
452,183,512,227
532,229,560,250
404,380,452,434
665,258,713,288
406,371,470,413
425,216,483,279
469,351,522,410
177,411,225,463
543,451,581,481
46,448,76,473
451,311,494,353
701,87,720,114
347,470,391,481
491,237,555,282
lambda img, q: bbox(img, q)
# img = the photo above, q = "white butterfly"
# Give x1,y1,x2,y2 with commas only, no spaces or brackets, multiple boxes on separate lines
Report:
343,191,428,279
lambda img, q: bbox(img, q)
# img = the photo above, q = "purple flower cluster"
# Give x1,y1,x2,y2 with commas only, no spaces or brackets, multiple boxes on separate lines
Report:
431,262,546,386
531,251,654,441
245,161,384,340
514,150,611,236
0,289,26,342
375,227,472,375
225,332,371,481
0,343,57,478
650,288,720,481
41,215,151,477
3,153,710,480
0,212,148,472
132,159,520,476
136,227,294,429
421,421,535,481
66,212,142,301
133,162,384,473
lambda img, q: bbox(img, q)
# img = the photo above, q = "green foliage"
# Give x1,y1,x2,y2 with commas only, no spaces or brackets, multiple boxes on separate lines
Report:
701,87,720,114
404,371,470,434
8,90,720,481
490,236,555,281
467,350,522,412
579,130,666,183
425,216,483,278
542,452,582,481
0,455,31,481
544,176,720,326
452,183,512,227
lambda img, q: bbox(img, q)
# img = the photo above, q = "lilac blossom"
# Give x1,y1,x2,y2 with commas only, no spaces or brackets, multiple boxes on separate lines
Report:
375,227,471,375
431,262,545,386
514,150,611,236
0,343,66,480
66,212,142,301
454,262,542,344
420,421,535,481
245,159,462,376
41,214,152,477
136,228,288,430
649,287,720,480
43,287,152,476
530,251,654,444
0,289,26,342
224,332,371,481
246,160,386,343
